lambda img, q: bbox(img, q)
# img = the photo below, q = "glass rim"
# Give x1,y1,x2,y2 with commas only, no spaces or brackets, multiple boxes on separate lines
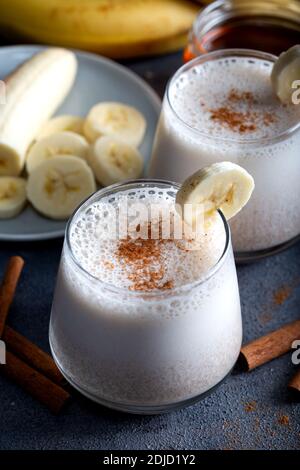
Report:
65,178,231,299
166,48,300,146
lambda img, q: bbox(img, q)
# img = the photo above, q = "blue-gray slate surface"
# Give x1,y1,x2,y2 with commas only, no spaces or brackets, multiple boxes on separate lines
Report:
0,51,299,451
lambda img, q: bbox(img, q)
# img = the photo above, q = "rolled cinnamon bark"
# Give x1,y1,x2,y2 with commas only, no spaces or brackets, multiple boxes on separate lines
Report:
2,326,64,386
2,351,70,414
0,256,24,337
0,257,69,412
240,320,300,371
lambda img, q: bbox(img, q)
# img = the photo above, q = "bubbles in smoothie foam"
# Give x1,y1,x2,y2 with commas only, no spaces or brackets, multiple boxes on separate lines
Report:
69,187,226,291
169,57,300,141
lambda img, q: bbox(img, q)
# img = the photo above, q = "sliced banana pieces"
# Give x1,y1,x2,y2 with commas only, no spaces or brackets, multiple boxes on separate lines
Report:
26,131,89,173
0,45,149,221
83,102,146,146
271,45,300,104
37,115,84,140
27,156,96,220
0,177,27,219
176,162,254,226
89,136,143,186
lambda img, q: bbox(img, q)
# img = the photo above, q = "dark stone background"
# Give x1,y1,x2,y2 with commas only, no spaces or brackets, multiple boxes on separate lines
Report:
0,47,299,450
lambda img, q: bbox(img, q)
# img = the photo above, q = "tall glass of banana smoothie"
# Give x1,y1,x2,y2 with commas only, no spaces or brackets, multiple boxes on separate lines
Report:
50,163,253,413
149,49,300,261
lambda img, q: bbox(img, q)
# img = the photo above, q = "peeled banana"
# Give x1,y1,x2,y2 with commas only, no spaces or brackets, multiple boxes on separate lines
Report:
176,162,255,226
0,48,77,176
0,0,199,59
27,156,96,219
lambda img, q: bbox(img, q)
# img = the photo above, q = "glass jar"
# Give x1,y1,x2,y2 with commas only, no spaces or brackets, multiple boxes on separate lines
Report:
184,0,300,61
49,180,242,414
148,49,300,261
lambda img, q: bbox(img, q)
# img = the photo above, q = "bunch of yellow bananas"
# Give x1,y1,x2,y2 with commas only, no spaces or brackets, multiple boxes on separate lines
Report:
0,0,200,58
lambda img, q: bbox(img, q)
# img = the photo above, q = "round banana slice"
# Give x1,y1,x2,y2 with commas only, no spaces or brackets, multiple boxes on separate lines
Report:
0,145,23,176
89,136,144,186
271,45,300,104
26,131,89,174
83,102,146,146
0,176,27,218
176,162,254,226
37,115,85,140
27,156,96,220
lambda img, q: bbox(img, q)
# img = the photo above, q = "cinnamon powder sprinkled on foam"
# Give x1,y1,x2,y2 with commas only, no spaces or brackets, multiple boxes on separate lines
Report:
263,112,276,127
103,261,114,270
228,89,256,104
209,107,257,133
116,223,175,292
208,88,277,134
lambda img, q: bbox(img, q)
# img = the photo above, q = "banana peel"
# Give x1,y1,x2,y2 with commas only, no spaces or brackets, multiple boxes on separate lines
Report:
0,0,200,59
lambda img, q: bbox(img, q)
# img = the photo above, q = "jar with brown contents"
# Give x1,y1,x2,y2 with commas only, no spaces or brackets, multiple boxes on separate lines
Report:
185,0,300,61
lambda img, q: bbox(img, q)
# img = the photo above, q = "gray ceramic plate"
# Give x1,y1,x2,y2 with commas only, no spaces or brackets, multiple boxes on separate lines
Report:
0,45,161,241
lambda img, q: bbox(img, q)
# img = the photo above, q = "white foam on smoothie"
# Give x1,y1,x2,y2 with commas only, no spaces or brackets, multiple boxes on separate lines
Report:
169,56,300,140
69,187,226,291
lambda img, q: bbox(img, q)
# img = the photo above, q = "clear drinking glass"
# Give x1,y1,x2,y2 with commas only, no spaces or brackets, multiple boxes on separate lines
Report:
49,180,242,414
148,49,300,262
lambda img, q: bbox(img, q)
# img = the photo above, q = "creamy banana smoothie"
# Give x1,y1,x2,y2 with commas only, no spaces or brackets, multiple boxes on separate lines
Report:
49,167,251,413
149,49,300,258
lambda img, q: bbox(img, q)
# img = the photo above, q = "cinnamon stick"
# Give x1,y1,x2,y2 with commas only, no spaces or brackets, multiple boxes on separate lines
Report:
240,320,300,371
2,351,70,414
0,257,69,411
288,369,300,393
2,326,64,386
0,256,24,337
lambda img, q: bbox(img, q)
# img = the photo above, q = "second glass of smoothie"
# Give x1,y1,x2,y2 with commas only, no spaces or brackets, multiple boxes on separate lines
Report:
149,49,300,261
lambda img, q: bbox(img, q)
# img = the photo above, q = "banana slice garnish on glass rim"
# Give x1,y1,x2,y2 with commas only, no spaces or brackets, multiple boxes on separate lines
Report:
176,162,255,227
271,45,300,104
27,155,96,220
83,102,146,146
